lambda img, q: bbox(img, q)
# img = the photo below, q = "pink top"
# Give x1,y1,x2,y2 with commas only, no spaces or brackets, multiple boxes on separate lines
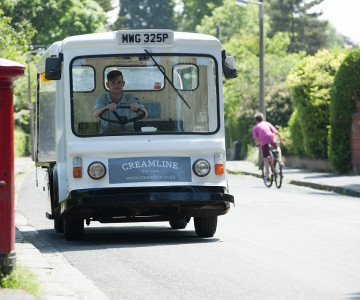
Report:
252,121,279,146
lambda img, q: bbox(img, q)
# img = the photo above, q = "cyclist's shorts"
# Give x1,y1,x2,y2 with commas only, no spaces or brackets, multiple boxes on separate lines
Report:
262,143,278,158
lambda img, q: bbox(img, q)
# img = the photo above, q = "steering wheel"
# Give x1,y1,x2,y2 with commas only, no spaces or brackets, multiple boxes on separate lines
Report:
99,105,146,125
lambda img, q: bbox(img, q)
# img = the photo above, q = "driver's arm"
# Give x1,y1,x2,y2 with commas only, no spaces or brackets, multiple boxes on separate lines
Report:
93,103,117,117
130,103,148,119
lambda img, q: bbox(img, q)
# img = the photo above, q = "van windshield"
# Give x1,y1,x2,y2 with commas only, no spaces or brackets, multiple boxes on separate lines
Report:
71,54,219,136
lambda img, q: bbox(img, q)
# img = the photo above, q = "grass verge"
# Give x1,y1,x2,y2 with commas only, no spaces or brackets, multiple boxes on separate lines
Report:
0,265,39,299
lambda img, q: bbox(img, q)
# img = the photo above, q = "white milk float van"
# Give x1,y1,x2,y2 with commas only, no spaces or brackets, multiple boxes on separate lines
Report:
35,30,237,240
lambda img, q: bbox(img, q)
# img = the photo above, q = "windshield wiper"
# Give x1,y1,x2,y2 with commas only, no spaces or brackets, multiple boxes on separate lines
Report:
144,49,191,109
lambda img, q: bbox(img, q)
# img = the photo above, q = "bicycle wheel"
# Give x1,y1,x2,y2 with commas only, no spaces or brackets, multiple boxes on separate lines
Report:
262,161,273,188
274,160,283,188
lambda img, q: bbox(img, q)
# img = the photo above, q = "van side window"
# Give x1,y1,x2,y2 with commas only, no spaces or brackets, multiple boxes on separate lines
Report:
36,73,56,161
173,64,198,90
72,66,95,92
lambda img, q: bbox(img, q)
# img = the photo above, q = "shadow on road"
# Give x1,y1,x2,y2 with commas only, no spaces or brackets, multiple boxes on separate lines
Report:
18,224,220,254
345,292,360,300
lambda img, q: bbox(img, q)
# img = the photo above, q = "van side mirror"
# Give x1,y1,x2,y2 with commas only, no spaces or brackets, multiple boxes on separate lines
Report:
45,54,63,80
222,50,238,79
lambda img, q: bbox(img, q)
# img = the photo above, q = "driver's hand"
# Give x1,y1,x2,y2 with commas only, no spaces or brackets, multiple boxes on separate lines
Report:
130,103,139,112
107,103,117,111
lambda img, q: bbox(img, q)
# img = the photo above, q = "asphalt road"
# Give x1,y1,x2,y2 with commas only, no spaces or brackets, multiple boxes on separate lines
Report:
18,171,360,300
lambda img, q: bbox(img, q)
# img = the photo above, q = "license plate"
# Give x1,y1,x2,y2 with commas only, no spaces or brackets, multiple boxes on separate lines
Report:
116,30,174,46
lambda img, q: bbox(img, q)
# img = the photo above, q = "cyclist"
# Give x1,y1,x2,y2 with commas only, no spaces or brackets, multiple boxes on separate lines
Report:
252,112,283,181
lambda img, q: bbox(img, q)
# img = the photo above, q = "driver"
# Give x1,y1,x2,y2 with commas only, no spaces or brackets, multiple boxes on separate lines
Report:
93,70,148,133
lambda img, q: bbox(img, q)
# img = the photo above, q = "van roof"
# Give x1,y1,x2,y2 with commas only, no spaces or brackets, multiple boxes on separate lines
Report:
37,30,221,72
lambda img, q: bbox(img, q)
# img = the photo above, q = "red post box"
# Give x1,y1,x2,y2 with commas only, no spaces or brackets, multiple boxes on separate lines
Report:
0,58,25,275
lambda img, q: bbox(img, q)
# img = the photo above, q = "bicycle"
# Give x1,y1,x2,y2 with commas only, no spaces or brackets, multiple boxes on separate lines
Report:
261,145,283,188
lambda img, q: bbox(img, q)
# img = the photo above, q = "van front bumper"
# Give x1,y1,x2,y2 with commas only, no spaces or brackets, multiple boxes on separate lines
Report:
57,186,234,221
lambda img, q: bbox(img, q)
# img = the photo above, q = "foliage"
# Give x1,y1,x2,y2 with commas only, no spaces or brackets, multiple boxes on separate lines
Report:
176,0,223,32
195,0,305,157
221,31,259,153
114,0,176,30
245,144,259,164
96,0,114,13
329,47,360,173
14,110,30,132
221,30,303,156
0,266,39,299
14,128,30,157
264,33,305,127
267,0,329,54
0,12,35,62
286,48,348,159
196,0,261,44
277,125,291,156
196,0,262,154
286,109,305,156
1,0,352,161
325,23,346,49
1,0,106,155
0,12,35,156
265,82,292,127
0,0,107,46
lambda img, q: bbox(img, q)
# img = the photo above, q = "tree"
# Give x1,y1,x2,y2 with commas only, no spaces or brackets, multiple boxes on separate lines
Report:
195,0,260,152
113,0,176,30
196,0,259,44
176,0,224,32
267,0,329,54
0,13,35,62
0,12,36,156
196,1,302,154
0,0,107,46
222,31,302,155
96,0,114,13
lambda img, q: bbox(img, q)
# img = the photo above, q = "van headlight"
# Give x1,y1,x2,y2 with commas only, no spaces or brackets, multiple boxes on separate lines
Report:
88,162,106,180
192,159,211,177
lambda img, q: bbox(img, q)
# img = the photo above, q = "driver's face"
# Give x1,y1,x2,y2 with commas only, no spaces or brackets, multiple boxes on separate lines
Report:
107,76,125,93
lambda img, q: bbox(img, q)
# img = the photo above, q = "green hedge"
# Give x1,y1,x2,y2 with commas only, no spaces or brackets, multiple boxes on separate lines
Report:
330,47,360,173
287,109,305,156
287,49,346,159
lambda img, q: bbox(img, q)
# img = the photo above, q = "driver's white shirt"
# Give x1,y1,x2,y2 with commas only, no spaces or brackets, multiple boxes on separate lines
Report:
93,93,145,133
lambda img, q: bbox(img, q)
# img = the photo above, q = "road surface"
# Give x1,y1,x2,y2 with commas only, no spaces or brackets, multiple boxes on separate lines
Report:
17,170,360,300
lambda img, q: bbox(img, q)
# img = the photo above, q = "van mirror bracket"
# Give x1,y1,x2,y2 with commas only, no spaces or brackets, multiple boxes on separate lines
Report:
222,50,238,79
45,53,63,80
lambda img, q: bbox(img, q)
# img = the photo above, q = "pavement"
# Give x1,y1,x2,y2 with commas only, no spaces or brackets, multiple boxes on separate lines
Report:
2,157,109,300
226,160,360,197
1,156,360,299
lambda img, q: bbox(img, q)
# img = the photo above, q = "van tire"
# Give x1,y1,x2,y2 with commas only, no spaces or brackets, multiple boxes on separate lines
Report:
54,218,64,233
64,219,84,241
169,218,188,229
194,216,217,237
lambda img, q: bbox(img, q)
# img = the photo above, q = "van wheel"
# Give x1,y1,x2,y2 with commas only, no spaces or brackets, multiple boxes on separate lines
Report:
54,218,64,233
194,216,217,237
169,218,188,229
64,219,84,241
